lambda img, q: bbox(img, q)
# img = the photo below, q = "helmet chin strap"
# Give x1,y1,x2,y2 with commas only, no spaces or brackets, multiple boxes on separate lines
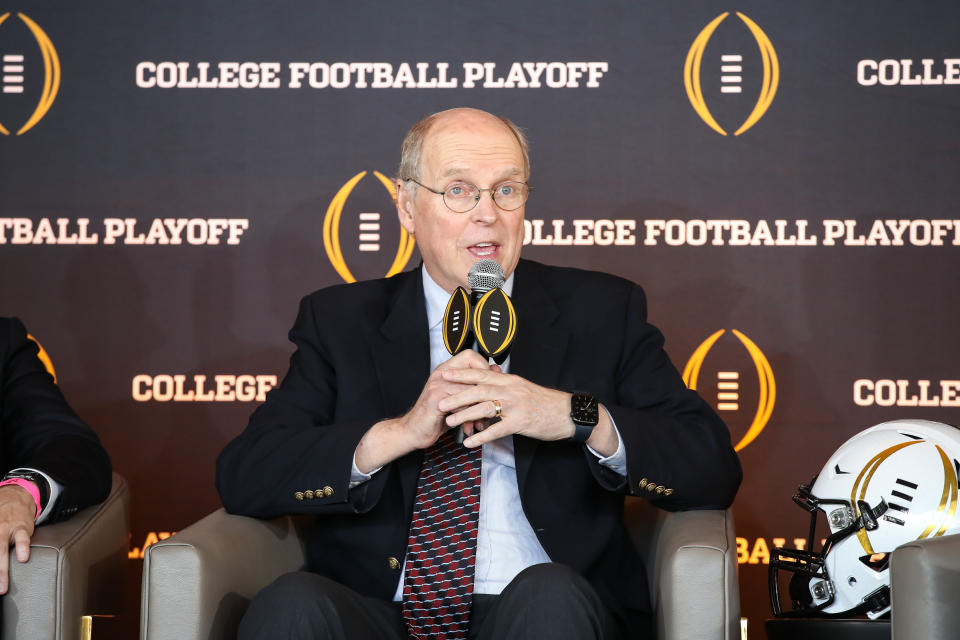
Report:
816,585,891,619
775,571,891,619
855,498,889,531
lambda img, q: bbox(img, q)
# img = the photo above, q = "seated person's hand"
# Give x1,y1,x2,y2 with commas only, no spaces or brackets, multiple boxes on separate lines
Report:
0,484,36,594
438,367,620,456
398,349,494,449
438,367,573,445
355,350,499,473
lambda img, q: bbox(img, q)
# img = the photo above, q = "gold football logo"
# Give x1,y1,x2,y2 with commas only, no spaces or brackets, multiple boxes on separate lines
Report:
323,171,416,283
684,12,778,136
0,12,60,136
851,440,957,554
443,286,472,355
682,329,774,451
472,288,517,360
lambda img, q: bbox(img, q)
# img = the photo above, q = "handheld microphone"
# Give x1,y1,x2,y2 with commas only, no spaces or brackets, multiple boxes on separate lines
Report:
442,259,507,356
468,259,516,365
441,259,517,443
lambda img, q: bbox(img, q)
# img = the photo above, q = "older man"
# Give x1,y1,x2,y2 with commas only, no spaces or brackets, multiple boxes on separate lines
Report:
217,108,741,639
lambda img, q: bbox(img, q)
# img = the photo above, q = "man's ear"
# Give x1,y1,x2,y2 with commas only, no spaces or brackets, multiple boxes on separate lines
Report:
396,182,416,234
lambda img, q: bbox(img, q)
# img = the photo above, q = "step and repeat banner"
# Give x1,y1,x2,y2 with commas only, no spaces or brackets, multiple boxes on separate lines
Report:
2,1,958,636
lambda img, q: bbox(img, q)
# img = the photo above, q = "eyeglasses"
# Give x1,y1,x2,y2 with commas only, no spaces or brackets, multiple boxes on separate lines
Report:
404,177,532,213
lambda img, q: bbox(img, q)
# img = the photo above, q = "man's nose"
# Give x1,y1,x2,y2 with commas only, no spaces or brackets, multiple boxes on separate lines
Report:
469,190,499,223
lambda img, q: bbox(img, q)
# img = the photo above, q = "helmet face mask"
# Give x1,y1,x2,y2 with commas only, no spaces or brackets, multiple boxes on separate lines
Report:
770,419,960,619
770,484,891,618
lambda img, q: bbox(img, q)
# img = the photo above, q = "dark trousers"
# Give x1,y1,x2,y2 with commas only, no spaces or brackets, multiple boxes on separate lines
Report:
238,563,638,639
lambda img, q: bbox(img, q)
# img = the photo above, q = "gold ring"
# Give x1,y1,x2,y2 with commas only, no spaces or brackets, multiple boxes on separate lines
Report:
492,399,502,419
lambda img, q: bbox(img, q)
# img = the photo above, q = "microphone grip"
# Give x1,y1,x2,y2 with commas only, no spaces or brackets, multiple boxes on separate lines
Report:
453,415,502,447
470,289,485,309
452,313,484,447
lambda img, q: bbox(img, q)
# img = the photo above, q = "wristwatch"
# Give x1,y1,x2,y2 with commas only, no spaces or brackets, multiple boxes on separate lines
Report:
569,392,599,443
2,469,50,512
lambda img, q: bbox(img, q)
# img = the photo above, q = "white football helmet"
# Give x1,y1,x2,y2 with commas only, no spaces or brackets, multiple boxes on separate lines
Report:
770,419,960,619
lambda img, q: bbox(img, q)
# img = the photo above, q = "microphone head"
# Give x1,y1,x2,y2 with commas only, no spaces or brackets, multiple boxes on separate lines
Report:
468,259,505,293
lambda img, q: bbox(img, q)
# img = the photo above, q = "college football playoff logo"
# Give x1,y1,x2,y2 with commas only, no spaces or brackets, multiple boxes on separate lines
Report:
682,329,774,451
472,288,516,361
322,170,416,283
683,12,778,136
850,440,957,554
0,12,60,136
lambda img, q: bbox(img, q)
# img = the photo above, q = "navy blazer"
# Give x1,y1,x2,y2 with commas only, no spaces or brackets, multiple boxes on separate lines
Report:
0,317,112,523
216,259,741,633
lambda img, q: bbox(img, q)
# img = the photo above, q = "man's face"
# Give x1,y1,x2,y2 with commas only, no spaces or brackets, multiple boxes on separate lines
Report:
397,111,526,294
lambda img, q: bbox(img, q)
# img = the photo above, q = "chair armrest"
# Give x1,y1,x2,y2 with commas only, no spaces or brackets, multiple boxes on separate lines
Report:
140,509,308,640
891,533,960,640
5,472,130,640
624,499,739,640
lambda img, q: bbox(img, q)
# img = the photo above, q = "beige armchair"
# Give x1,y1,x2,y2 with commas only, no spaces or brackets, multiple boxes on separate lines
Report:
891,533,960,639
624,500,740,640
140,498,739,640
4,472,130,640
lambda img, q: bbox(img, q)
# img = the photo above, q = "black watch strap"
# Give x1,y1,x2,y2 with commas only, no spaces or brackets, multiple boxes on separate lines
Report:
570,423,595,444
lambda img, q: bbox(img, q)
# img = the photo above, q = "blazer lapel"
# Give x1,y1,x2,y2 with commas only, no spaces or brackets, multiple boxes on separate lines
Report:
366,267,430,505
508,260,569,491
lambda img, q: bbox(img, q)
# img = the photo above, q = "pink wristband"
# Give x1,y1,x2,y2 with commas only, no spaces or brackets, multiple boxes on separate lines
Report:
0,478,42,519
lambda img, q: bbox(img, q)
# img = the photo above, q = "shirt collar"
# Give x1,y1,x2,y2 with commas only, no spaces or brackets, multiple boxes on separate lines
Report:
422,266,516,330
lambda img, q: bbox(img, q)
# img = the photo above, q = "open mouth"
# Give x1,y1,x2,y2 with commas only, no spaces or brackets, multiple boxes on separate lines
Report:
468,242,499,258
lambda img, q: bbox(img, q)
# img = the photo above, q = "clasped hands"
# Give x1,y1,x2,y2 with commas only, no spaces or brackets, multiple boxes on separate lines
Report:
356,350,616,474
402,350,574,451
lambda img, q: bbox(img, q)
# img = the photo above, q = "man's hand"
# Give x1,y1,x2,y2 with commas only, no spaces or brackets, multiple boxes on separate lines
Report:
354,350,494,473
438,367,571,444
395,349,494,449
438,368,619,456
0,484,37,594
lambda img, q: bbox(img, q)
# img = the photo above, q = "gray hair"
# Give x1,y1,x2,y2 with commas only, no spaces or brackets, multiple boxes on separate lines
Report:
396,109,530,196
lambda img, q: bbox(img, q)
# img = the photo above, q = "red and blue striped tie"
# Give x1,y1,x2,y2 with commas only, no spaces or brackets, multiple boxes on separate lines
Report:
402,430,482,639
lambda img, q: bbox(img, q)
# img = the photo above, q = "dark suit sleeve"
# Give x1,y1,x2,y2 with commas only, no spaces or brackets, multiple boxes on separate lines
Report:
586,284,742,510
1,318,112,523
216,294,391,519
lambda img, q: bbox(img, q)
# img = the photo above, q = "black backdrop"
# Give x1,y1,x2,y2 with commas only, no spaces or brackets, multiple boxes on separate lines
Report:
2,2,958,637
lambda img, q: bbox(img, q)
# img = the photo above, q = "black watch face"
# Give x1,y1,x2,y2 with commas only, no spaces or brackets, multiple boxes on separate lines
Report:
572,393,599,425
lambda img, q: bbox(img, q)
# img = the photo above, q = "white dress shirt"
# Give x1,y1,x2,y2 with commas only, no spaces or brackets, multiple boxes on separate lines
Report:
352,267,626,598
